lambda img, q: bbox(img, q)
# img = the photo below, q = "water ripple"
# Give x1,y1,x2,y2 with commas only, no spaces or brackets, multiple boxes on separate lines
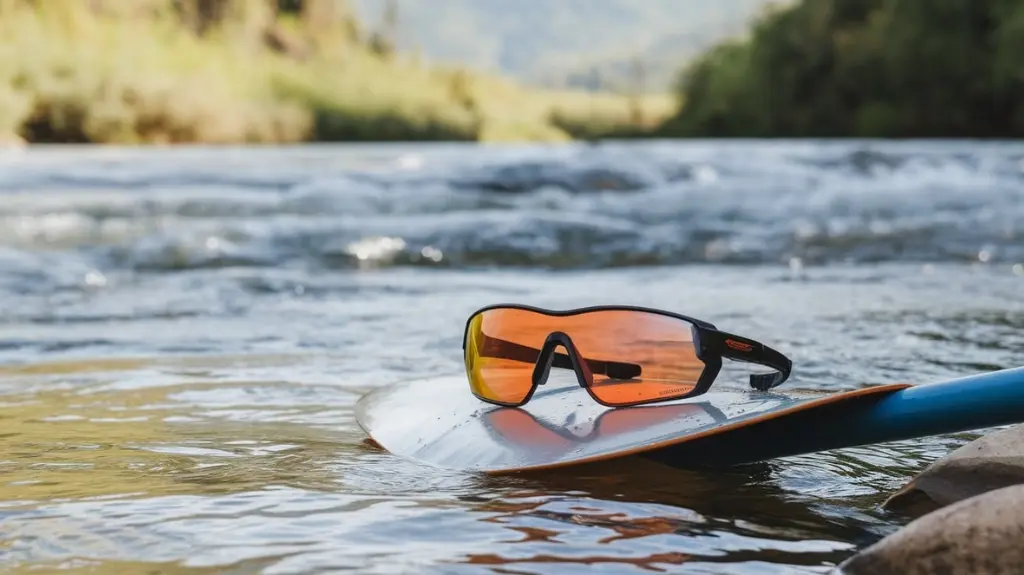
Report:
1,142,1023,574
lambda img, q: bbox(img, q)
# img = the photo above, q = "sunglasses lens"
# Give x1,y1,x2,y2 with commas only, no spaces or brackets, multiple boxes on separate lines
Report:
574,309,705,405
464,309,540,405
464,307,706,406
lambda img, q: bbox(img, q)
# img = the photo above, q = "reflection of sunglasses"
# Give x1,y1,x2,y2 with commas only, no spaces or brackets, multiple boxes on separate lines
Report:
481,399,730,451
461,304,793,408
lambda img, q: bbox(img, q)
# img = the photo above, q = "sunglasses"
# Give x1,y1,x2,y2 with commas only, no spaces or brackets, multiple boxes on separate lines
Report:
461,304,792,408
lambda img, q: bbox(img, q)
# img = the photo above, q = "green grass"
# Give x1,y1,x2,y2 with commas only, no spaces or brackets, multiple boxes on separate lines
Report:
0,2,677,145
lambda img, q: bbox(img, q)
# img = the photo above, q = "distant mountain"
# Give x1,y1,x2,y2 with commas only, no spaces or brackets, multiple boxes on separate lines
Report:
349,0,782,91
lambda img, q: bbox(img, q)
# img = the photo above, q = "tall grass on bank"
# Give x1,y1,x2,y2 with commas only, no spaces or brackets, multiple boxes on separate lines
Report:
0,2,308,144
0,2,676,145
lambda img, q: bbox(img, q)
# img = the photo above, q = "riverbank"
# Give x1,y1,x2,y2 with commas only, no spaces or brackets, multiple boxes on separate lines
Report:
0,2,675,145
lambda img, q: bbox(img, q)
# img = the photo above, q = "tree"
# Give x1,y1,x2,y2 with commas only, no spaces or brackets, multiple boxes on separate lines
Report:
660,0,1024,138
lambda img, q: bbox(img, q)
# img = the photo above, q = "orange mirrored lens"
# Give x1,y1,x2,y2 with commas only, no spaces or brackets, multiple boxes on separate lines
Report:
464,312,536,404
464,307,706,406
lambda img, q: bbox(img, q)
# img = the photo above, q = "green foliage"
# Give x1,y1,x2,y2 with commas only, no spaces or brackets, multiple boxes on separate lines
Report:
661,0,1024,138
659,40,762,137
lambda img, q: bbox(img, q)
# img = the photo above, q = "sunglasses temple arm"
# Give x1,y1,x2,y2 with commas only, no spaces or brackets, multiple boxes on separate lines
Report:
698,328,792,391
478,334,642,379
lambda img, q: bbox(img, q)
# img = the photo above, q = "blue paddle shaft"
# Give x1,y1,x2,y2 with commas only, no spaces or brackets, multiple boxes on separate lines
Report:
648,366,1024,468
857,366,1024,440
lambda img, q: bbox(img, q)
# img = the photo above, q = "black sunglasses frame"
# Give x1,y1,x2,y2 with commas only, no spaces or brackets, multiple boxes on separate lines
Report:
461,303,793,409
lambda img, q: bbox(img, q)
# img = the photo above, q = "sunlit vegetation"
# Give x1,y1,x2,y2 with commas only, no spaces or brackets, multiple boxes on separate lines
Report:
0,0,675,145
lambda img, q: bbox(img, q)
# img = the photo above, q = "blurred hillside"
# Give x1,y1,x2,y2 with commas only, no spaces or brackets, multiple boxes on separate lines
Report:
660,0,1024,138
0,0,674,145
350,0,779,92
5,0,994,144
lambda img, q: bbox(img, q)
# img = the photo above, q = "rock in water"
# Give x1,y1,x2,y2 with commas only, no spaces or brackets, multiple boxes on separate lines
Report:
883,424,1024,516
836,484,1024,575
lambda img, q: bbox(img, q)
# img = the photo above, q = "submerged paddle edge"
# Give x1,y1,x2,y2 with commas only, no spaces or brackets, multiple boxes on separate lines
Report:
354,379,911,475
355,366,1024,476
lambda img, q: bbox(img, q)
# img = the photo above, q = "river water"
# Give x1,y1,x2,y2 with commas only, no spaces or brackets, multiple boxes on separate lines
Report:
0,140,1022,574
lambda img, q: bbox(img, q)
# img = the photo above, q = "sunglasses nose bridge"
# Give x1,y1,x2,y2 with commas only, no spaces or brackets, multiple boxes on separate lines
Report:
531,335,557,388
531,331,593,389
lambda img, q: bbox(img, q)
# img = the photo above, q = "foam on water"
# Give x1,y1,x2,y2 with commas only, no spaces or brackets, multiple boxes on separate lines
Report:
1,141,1021,280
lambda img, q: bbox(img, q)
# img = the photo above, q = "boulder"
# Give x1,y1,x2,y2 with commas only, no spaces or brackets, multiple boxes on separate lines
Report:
836,484,1024,575
883,424,1024,516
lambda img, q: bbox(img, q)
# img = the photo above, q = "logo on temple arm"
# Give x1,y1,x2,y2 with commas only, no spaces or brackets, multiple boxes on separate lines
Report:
725,339,754,353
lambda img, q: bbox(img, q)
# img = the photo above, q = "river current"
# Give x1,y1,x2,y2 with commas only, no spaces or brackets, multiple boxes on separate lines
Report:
0,140,1022,573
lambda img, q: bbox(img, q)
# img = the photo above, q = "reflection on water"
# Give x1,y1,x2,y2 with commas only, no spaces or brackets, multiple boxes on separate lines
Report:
1,141,1022,573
